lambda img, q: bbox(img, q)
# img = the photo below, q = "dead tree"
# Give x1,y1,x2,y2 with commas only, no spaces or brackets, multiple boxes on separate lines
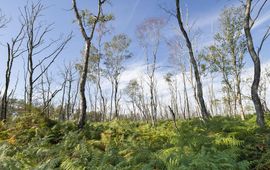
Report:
59,68,68,121
58,62,76,121
21,1,72,111
1,25,25,121
66,63,76,120
72,78,80,116
39,67,53,117
42,84,65,117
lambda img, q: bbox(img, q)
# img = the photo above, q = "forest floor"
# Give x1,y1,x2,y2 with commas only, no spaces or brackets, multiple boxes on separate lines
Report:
0,113,270,169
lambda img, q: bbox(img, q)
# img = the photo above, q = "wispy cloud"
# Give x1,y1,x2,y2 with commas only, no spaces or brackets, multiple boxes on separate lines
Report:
253,11,270,29
114,56,270,113
123,0,141,31
195,14,219,31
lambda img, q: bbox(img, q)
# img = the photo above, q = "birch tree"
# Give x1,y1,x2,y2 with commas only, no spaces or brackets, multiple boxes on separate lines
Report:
243,0,269,128
72,0,112,128
175,0,210,119
104,34,132,119
136,18,165,126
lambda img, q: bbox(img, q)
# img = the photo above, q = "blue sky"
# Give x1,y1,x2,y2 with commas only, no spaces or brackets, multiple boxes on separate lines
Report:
0,0,270,101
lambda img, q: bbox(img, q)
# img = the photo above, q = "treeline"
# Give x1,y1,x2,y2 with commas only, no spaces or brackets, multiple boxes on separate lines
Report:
0,0,269,129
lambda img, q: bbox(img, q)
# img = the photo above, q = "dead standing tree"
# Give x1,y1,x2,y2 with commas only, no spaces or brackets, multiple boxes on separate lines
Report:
0,10,10,120
21,1,72,111
58,62,76,121
72,0,112,128
66,63,76,120
1,25,25,121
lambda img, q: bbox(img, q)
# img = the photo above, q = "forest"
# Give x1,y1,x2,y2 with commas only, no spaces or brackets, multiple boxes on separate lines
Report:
0,0,270,169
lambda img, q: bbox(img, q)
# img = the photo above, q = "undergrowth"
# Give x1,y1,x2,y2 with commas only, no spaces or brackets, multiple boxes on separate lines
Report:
0,113,270,169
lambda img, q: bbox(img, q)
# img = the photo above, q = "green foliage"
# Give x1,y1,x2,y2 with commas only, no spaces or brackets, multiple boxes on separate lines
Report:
0,113,270,169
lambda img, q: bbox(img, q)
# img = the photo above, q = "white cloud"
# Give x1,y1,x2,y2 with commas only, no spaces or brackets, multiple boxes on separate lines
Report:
113,56,270,114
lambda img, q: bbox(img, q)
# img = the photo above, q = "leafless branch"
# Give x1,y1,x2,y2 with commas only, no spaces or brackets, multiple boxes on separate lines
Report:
72,0,89,40
250,0,268,28
33,33,73,83
0,9,10,29
258,26,270,56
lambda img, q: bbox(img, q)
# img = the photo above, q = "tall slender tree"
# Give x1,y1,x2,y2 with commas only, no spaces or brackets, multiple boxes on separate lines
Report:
104,34,132,119
21,1,72,110
243,0,269,128
72,0,112,128
96,23,110,119
201,7,246,119
167,36,191,119
175,0,210,119
137,18,165,126
1,25,25,121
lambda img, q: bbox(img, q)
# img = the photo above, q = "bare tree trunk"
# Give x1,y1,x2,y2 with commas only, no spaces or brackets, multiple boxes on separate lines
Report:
42,86,64,117
1,25,25,120
174,80,179,118
150,79,156,126
232,49,245,119
66,67,73,120
182,71,190,119
168,106,179,130
96,24,108,119
27,48,34,110
98,80,106,119
72,79,80,115
22,2,71,112
88,82,94,111
110,81,114,120
45,71,52,117
1,44,11,121
225,85,233,117
78,41,91,128
59,72,67,121
208,73,218,116
40,69,47,115
236,74,245,120
114,79,119,118
259,79,270,113
244,0,265,128
175,0,210,119
23,58,28,111
72,0,104,128
178,88,184,118
188,65,200,115
137,18,164,125
94,84,98,114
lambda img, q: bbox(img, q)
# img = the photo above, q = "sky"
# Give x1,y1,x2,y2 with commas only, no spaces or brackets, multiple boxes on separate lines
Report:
0,0,270,109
